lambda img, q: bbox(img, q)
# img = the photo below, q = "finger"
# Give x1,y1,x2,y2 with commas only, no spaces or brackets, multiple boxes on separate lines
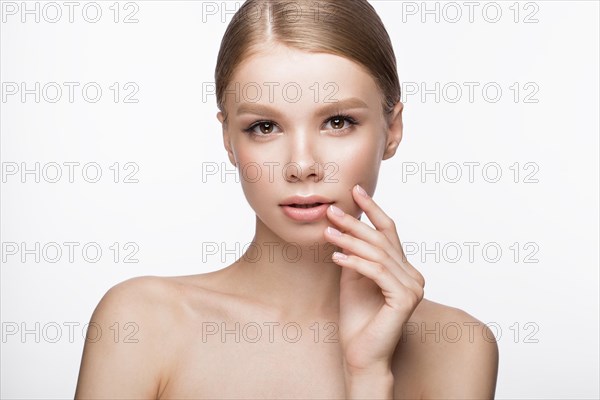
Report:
327,204,391,251
351,184,402,249
335,190,425,286
325,226,420,291
327,204,418,284
332,252,423,309
352,185,425,287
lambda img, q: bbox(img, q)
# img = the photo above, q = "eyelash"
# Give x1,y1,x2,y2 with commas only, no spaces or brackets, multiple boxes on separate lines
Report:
242,113,359,138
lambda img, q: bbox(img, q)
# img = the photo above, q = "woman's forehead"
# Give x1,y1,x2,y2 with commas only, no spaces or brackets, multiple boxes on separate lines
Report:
225,46,383,111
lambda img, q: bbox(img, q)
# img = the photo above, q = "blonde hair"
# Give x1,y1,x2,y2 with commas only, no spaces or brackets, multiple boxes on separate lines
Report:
215,0,401,124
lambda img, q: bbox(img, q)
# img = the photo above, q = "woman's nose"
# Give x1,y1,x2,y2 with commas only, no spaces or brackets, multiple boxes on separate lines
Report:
283,131,325,183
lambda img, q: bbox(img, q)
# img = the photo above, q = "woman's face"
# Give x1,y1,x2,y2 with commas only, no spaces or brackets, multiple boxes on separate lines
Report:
218,44,402,245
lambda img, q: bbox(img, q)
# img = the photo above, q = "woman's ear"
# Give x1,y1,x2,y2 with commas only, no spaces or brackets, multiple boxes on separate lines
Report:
382,101,404,160
217,111,237,167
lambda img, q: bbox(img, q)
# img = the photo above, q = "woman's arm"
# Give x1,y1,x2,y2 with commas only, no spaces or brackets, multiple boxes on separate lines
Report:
344,365,395,399
325,185,426,400
325,185,499,399
74,277,168,399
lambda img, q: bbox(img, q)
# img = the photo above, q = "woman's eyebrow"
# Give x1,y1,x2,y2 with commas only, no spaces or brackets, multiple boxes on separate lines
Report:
235,97,370,117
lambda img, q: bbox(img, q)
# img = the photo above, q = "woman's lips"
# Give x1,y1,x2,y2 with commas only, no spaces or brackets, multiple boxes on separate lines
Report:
280,203,331,222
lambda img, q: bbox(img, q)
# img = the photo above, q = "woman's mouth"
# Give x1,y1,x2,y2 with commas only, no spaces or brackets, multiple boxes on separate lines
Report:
279,194,334,222
288,203,323,208
280,203,332,222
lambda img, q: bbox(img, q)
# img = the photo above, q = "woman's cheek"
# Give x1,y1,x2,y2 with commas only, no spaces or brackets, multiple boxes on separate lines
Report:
235,149,286,216
237,164,274,206
335,142,383,216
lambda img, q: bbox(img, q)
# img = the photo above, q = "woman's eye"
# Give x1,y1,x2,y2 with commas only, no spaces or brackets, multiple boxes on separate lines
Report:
324,115,357,132
257,122,274,134
329,117,346,130
244,115,357,137
245,121,279,136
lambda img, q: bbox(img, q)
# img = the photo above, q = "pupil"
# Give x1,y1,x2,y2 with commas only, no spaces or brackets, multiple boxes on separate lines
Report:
261,123,272,134
333,118,343,129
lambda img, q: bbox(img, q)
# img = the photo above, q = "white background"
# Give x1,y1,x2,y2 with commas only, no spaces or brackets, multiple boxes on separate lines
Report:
1,0,598,398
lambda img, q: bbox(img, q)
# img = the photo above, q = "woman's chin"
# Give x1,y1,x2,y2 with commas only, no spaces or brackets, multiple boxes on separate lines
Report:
255,213,337,248
277,229,332,248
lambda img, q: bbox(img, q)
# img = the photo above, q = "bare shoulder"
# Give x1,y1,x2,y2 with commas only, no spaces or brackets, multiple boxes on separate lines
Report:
393,298,499,399
86,275,194,327
91,273,225,316
75,275,202,399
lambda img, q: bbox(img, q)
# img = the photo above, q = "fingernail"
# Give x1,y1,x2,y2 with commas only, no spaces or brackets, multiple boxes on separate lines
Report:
332,252,347,261
356,184,368,197
329,204,344,217
327,226,342,237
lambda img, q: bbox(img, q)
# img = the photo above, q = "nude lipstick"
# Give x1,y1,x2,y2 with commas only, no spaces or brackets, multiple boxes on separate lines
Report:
279,195,334,222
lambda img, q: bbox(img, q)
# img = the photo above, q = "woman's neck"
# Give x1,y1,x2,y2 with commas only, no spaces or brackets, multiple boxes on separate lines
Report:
224,216,343,322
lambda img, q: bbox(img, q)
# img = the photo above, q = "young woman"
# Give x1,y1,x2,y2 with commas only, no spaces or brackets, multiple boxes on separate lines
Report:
75,1,499,398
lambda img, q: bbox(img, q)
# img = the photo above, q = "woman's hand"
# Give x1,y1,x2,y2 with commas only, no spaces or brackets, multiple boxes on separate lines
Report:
324,184,426,377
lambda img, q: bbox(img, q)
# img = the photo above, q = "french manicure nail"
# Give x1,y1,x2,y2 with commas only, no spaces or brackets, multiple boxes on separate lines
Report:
327,226,342,236
356,184,368,197
329,204,344,217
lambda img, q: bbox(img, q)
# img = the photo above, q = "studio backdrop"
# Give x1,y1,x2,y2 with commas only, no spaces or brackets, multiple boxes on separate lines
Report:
1,0,599,398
